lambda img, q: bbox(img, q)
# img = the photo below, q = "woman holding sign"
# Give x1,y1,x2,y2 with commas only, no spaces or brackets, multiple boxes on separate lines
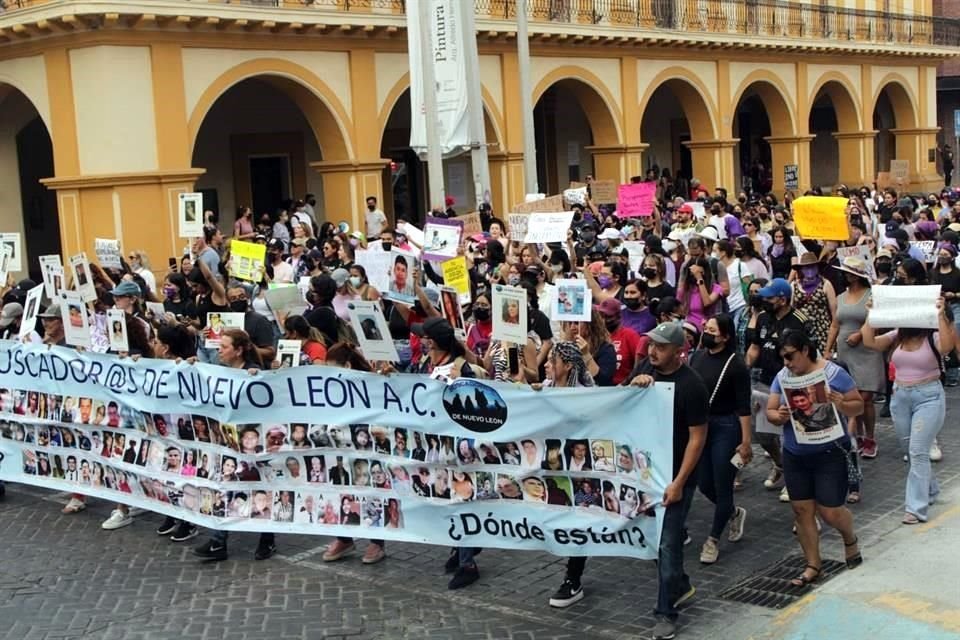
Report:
861,296,953,525
765,331,864,587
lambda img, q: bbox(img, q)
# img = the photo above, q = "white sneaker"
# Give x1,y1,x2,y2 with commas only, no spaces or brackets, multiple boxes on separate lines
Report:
728,506,747,542
101,509,133,530
930,440,943,462
700,537,719,564
779,486,790,503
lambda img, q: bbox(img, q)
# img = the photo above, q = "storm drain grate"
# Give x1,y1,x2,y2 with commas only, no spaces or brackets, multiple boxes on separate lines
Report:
717,555,848,609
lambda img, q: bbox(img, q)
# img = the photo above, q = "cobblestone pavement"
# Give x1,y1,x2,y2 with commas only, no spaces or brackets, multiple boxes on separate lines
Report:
1,393,958,640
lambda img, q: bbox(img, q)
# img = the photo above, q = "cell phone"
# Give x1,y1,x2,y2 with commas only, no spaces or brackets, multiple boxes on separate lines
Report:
730,452,745,470
169,257,177,267
508,346,520,376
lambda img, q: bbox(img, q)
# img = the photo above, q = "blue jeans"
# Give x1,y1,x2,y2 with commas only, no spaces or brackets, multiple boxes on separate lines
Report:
655,484,697,620
698,414,741,539
890,380,944,521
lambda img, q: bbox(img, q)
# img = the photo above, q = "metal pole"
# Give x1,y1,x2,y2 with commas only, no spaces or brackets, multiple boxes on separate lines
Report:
460,0,491,209
418,0,446,212
517,0,539,196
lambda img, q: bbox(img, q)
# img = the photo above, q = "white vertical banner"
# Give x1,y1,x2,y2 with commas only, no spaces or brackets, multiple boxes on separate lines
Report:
407,0,470,156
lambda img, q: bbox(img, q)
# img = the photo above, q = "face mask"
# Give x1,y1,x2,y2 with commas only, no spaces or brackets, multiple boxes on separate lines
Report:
939,256,953,266
701,333,719,349
801,266,819,282
642,268,657,280
623,298,642,311
381,242,392,252
473,307,490,321
550,263,563,274
598,275,613,289
876,261,892,275
761,300,776,313
349,276,362,288
367,205,375,211
603,319,619,332
734,249,744,258
580,231,596,242
508,275,521,286
230,299,248,313
163,286,178,299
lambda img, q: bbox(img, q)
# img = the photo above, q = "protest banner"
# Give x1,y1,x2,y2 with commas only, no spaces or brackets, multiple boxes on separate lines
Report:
868,284,941,329
422,216,463,262
347,300,398,363
836,245,876,281
95,238,122,270
492,284,528,344
355,249,392,295
0,342,672,558
39,255,63,300
441,256,470,304
591,180,617,204
229,240,266,283
0,233,22,273
523,212,576,244
512,194,564,214
777,370,845,446
178,193,203,238
792,196,850,241
457,211,483,238
617,183,656,217
68,253,97,303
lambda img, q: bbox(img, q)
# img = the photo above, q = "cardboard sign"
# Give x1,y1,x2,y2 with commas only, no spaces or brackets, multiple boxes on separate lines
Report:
563,187,588,207
792,196,850,241
910,240,936,263
591,179,617,204
890,159,909,182
507,213,530,241
512,194,564,214
457,211,482,238
617,183,656,217
836,245,877,281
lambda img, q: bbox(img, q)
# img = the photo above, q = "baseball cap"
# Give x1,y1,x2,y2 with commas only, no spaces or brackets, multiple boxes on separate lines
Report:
330,268,350,288
698,226,720,242
757,278,792,299
15,279,37,292
38,304,61,319
677,203,694,214
267,238,285,251
598,228,622,240
110,281,142,298
0,303,23,328
410,317,455,342
645,322,685,346
594,298,622,318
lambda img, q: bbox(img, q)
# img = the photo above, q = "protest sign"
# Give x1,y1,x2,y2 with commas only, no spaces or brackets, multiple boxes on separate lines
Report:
58,290,91,349
68,253,97,303
19,285,43,341
784,164,799,191
204,312,244,348
264,285,308,325
0,245,10,288
591,180,617,204
835,245,877,281
229,240,266,283
385,248,420,304
0,342,672,558
507,213,530,241
106,309,129,353
622,241,646,276
617,183,656,217
422,216,463,262
0,233,22,273
95,238,122,270
397,222,425,249
144,302,166,323
686,201,706,221
777,369,846,446
523,212,576,244
868,285,942,329
492,284,528,344
276,340,302,368
563,187,588,207
457,211,483,238
347,300,399,363
512,194,564,214
39,255,63,300
355,249,392,295
792,196,850,241
441,256,470,304
178,192,203,238
890,159,909,183
552,279,592,322
910,240,936,263
440,287,466,340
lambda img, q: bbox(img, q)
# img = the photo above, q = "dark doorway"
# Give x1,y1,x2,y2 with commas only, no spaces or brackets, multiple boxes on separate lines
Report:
249,155,290,218
16,116,59,282
380,89,425,223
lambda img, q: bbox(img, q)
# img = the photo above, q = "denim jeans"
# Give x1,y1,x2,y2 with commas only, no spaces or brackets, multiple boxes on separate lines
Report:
655,483,697,620
212,530,275,547
890,380,944,521
698,414,741,539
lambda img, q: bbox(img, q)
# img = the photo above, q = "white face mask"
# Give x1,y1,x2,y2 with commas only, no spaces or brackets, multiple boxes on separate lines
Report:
550,264,563,274
349,276,362,288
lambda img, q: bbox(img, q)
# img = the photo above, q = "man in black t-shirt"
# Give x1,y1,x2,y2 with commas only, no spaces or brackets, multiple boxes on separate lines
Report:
226,286,276,364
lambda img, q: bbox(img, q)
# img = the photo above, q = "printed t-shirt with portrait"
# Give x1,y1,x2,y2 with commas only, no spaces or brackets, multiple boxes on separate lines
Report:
770,360,855,456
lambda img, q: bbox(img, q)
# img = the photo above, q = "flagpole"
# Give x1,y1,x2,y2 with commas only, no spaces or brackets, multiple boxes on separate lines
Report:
418,0,446,212
517,0,539,196
460,0,491,209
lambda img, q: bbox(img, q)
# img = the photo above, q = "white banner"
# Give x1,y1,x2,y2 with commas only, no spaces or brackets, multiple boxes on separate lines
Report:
868,285,941,329
407,0,470,156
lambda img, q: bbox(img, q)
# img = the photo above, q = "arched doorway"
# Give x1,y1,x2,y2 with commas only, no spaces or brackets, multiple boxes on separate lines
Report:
532,77,620,194
732,79,795,193
808,80,860,189
0,85,59,281
873,81,917,178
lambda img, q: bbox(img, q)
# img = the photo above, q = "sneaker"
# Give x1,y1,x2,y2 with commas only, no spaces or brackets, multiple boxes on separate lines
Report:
193,540,228,561
548,578,584,608
763,466,784,489
728,506,747,542
362,544,385,564
254,542,277,561
779,486,790,503
101,509,133,530
61,497,86,514
861,438,878,459
447,565,479,590
930,440,943,462
673,585,696,608
156,516,178,536
699,537,719,564
651,617,677,640
322,539,355,562
170,523,199,542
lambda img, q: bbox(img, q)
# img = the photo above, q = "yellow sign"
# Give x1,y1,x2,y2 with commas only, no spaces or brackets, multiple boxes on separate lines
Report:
792,196,850,241
229,240,266,282
441,256,470,298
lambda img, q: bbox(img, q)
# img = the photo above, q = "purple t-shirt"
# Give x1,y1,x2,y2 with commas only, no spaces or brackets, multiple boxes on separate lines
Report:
622,307,656,335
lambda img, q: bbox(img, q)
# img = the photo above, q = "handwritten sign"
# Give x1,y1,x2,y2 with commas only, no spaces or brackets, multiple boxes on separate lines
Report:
563,186,588,207
792,196,850,241
836,245,877,281
523,212,576,243
507,213,530,241
457,211,482,238
617,183,656,217
910,240,936,263
591,179,617,204
868,284,941,329
890,159,909,183
441,256,470,303
512,194,564,214
784,164,799,190
229,240,266,283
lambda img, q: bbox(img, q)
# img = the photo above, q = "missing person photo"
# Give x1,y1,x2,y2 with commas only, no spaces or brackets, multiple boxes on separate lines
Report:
362,497,383,527
412,466,432,497
546,477,574,506
384,498,403,529
308,424,333,448
475,472,498,500
387,464,412,494
352,459,371,487
565,439,593,471
451,471,475,502
289,424,310,449
370,460,391,489
371,426,392,455
305,455,327,483
495,474,522,500
519,439,541,470
573,477,602,508
495,441,521,465
392,428,410,458
351,425,372,451
456,437,479,465
239,425,262,454
590,440,616,472
432,468,450,499
250,490,272,520
273,490,295,522
227,491,251,518
340,494,361,525
319,495,339,525
295,492,317,524
541,439,564,471
358,315,383,341
602,480,620,515
265,425,288,453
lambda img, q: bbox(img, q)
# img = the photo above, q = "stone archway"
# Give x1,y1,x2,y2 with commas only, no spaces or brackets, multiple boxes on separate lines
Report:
808,76,862,188
731,74,798,193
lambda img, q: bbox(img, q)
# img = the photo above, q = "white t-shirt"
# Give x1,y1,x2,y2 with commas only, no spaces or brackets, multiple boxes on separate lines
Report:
725,259,748,312
366,208,387,237
272,260,294,284
135,267,157,294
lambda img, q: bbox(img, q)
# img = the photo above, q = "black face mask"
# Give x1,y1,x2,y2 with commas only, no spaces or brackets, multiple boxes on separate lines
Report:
230,300,248,313
580,231,596,243
473,307,490,321
623,298,643,310
381,242,393,252
642,268,658,280
749,294,764,309
761,300,777,314
875,260,892,275
701,333,719,349
603,319,619,332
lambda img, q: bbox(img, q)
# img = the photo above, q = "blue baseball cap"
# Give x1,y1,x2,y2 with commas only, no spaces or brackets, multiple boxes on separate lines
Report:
757,278,791,299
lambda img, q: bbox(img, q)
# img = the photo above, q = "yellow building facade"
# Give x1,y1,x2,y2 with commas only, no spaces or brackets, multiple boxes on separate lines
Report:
0,0,954,281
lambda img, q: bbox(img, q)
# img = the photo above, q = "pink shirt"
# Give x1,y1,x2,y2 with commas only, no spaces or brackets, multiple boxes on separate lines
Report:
681,282,724,329
882,330,942,383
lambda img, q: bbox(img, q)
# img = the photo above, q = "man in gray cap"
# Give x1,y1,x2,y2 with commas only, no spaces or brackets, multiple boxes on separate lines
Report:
37,304,66,347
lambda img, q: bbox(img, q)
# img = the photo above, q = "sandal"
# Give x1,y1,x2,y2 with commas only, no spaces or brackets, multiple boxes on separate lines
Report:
844,537,863,569
902,513,920,525
790,564,821,587
846,491,861,504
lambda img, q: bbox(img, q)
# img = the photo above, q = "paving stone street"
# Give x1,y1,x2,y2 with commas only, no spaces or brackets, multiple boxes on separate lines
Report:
1,393,957,640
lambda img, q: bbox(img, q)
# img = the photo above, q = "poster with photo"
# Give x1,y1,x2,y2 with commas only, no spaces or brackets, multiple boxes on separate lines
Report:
0,232,22,273
836,245,876,281
385,248,420,304
355,249,392,297
178,192,204,238
203,312,244,349
94,238,122,270
779,369,845,446
440,287,466,340
552,279,592,322
422,216,463,262
145,302,167,322
19,284,43,341
348,300,399,363
39,255,64,300
106,309,129,353
229,240,266,283
59,290,91,349
0,244,10,287
69,253,97,303
276,340,301,368
492,284,528,344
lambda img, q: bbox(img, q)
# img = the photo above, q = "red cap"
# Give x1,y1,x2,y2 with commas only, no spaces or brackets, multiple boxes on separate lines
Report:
678,203,694,214
445,196,455,207
593,298,623,318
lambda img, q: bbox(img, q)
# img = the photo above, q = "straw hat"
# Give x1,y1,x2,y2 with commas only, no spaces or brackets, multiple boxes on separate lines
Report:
832,255,871,280
791,252,821,269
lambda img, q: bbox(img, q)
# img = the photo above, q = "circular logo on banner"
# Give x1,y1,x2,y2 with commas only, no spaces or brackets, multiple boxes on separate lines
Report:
442,379,508,433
